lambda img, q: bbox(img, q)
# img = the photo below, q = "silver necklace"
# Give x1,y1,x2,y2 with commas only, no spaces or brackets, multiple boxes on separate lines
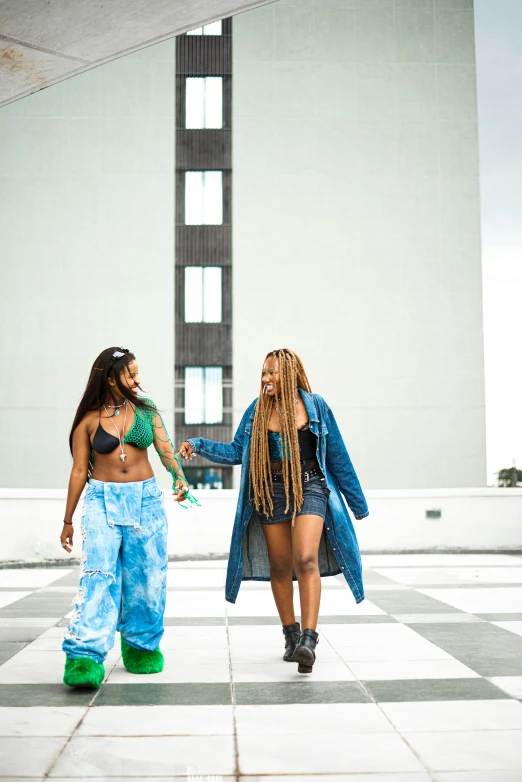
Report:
104,400,128,462
105,399,126,417
274,395,299,418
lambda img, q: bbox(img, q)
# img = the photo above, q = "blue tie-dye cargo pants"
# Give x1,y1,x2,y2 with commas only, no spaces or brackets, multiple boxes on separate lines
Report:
62,477,168,665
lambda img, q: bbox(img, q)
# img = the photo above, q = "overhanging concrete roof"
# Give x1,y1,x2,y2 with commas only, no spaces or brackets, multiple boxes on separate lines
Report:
0,0,275,107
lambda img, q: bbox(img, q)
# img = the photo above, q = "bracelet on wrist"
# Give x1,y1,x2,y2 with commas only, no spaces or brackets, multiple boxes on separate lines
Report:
63,520,73,526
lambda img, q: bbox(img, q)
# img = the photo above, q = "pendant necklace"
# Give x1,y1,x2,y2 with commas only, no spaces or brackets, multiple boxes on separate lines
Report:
274,394,299,419
105,399,126,417
104,399,128,462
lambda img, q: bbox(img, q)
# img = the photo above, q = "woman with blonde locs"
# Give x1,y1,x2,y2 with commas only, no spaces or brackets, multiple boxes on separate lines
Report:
179,348,369,673
60,347,198,689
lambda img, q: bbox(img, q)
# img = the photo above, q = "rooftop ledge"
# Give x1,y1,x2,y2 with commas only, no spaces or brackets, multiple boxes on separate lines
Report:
1,487,521,500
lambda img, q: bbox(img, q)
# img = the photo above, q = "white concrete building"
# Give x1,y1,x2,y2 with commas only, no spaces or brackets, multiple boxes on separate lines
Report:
0,0,485,494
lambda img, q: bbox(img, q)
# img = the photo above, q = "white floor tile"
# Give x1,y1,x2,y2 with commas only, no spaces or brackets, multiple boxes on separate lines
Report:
321,623,425,646
380,700,522,732
166,568,225,587
164,590,226,617
106,662,230,684
0,737,67,776
76,705,234,736
363,554,522,567
336,641,453,662
418,588,522,614
237,732,424,774
154,648,230,665
489,677,522,698
0,707,86,737
235,703,393,735
228,625,284,639
0,570,72,588
49,735,236,777
0,649,117,684
160,633,229,650
232,662,355,682
240,776,431,782
434,772,522,781
492,621,522,637
374,566,522,586
230,643,340,664
168,559,228,568
162,625,228,638
347,659,480,681
226,590,385,617
405,730,522,771
0,591,31,609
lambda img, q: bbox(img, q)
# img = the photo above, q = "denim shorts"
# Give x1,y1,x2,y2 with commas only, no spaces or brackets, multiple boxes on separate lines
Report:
258,474,329,525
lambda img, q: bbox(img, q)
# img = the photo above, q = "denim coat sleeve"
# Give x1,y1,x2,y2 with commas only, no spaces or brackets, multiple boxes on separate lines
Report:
323,401,369,521
187,401,256,466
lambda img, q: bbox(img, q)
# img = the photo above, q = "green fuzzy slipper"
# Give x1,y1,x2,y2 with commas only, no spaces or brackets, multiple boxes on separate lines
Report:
121,636,164,674
63,656,105,689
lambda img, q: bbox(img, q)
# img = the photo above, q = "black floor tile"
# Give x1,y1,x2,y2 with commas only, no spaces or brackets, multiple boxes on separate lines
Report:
234,681,370,705
367,590,464,615
362,571,405,586
0,642,27,665
410,622,522,676
94,683,232,706
365,678,512,702
50,570,81,586
476,613,522,621
0,683,94,707
0,593,73,618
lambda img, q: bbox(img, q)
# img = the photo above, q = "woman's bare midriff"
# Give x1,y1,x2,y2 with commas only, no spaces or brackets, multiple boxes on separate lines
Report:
90,446,154,484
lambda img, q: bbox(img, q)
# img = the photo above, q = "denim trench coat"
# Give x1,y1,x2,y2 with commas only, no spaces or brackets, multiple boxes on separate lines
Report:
188,389,369,604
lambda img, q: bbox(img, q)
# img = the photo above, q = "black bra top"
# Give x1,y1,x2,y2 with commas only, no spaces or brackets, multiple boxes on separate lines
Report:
92,424,121,455
92,424,139,455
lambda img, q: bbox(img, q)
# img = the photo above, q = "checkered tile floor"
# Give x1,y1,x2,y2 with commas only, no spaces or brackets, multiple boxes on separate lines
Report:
1,554,522,780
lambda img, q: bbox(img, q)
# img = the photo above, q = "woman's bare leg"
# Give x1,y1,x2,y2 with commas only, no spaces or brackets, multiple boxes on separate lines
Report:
261,521,295,625
291,514,324,630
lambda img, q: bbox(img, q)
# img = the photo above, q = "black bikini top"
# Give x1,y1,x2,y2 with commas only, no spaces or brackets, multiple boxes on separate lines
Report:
92,424,121,455
92,423,139,455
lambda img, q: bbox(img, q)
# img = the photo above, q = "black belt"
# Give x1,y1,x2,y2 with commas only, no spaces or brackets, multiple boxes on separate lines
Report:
271,463,322,483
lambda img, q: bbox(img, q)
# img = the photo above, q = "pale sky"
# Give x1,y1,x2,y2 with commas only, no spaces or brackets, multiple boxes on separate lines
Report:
474,0,522,483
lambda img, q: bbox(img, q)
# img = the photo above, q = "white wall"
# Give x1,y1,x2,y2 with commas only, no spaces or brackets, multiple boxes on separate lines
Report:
1,488,521,564
0,42,176,488
232,0,487,489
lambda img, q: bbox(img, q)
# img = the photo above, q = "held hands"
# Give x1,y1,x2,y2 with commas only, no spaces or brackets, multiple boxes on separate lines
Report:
178,441,194,461
60,523,74,553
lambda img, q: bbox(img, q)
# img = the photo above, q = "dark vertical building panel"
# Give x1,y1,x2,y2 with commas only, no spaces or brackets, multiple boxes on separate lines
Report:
175,21,233,490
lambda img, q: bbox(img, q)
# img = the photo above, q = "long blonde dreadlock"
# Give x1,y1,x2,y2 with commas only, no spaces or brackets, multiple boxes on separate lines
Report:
250,348,312,525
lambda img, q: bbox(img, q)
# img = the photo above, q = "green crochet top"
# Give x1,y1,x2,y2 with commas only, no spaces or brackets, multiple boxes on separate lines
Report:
96,398,199,508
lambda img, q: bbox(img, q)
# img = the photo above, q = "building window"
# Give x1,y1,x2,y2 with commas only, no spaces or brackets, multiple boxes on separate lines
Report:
186,77,223,129
185,267,222,323
187,20,222,36
185,171,223,225
184,467,224,490
184,366,223,424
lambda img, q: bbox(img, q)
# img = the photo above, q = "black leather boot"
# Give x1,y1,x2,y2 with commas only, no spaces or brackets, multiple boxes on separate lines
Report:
293,628,319,674
282,622,301,662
